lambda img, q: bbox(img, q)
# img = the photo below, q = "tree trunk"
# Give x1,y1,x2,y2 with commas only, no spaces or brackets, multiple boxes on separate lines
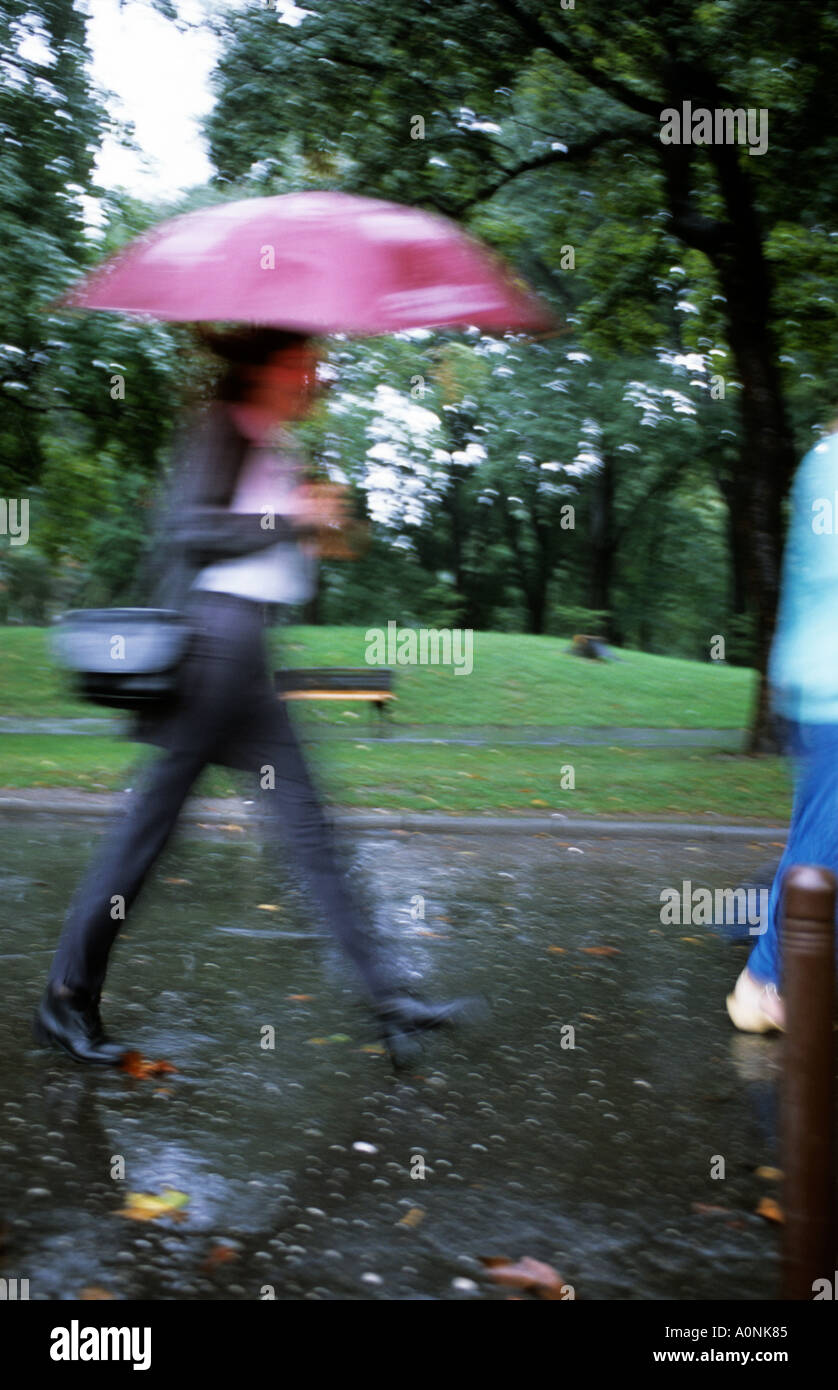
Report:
588,450,618,641
711,225,796,750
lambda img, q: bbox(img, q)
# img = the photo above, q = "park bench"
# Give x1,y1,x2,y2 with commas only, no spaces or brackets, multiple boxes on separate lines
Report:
275,666,396,718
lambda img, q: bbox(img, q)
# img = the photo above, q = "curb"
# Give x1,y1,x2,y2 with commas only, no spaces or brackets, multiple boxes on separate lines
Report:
0,793,787,839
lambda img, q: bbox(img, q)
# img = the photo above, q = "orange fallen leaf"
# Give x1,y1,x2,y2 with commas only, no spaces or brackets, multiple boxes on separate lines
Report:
680,937,704,944
548,946,566,954
201,1244,238,1272
755,1166,783,1181
580,946,621,957
480,1255,570,1300
120,1051,177,1080
79,1287,116,1300
163,877,191,885
397,1208,425,1228
756,1196,784,1224
692,1203,730,1216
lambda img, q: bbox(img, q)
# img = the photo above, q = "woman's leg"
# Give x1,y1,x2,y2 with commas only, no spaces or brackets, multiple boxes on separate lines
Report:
249,690,397,1002
747,722,838,988
47,743,209,1000
46,593,257,1001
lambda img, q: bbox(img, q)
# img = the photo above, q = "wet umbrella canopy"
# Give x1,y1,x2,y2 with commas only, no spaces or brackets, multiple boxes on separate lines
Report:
59,191,552,335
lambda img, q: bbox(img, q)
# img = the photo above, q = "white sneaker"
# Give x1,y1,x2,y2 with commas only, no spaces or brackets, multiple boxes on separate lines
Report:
726,968,785,1033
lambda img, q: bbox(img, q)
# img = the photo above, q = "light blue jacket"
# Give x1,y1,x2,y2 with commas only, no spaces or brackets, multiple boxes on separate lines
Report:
770,431,838,723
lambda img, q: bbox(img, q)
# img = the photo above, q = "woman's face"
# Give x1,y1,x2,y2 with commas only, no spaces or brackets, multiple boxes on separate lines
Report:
246,343,319,422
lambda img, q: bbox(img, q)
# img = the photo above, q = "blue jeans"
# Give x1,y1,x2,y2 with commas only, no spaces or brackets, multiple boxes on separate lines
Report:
748,719,838,986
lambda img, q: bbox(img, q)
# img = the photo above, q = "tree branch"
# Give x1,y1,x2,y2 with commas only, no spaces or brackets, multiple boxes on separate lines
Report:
457,122,650,210
489,0,663,120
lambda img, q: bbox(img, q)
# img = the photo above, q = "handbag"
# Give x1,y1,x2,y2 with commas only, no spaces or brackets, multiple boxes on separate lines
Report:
50,607,193,710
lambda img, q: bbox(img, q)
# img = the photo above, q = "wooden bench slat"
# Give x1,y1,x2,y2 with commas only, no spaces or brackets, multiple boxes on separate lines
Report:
281,690,395,700
275,666,396,713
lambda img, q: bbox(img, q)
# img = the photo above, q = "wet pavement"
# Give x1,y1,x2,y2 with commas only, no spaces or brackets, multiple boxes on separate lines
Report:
0,817,791,1300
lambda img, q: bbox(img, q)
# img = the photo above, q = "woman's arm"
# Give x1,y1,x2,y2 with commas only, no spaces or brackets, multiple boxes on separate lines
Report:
164,507,317,565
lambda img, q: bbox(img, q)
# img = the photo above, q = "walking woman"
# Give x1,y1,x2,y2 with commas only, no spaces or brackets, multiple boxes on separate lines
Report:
35,329,464,1064
727,424,838,1032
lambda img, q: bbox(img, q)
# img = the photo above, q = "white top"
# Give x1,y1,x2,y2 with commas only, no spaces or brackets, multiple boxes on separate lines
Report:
193,443,317,604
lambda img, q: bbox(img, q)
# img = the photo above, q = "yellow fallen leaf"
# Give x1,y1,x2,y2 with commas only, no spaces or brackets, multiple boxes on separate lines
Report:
257,903,281,911
115,1188,190,1222
397,1207,425,1228
755,1166,783,1181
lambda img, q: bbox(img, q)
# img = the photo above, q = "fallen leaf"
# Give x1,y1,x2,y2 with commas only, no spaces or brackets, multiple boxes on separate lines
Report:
360,1044,387,1055
163,877,191,886
480,1255,570,1300
201,1245,238,1272
548,946,566,954
397,1208,425,1228
414,929,447,938
692,1203,730,1216
756,1196,784,1224
679,937,704,944
120,1051,177,1080
755,1166,783,1181
580,946,621,957
286,994,314,1002
79,1287,116,1300
257,904,281,912
116,1188,190,1222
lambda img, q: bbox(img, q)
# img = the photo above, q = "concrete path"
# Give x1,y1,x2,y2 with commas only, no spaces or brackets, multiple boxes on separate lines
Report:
0,816,787,1300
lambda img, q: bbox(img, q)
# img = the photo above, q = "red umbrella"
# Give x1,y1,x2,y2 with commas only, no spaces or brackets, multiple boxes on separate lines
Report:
60,191,552,335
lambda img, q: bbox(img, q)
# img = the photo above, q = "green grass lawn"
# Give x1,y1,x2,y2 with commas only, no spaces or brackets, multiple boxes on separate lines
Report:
0,734,791,822
0,625,754,727
0,626,782,819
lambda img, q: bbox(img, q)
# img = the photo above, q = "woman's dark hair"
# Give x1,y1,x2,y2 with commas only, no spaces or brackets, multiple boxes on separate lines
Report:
197,327,312,403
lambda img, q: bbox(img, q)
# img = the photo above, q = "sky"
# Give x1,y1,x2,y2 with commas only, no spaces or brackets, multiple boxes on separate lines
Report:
84,0,308,201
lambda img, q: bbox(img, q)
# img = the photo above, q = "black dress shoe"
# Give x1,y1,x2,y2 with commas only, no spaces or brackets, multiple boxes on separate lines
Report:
374,992,478,1068
33,986,127,1065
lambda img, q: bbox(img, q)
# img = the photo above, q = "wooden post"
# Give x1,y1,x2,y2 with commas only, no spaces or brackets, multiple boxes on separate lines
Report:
780,865,837,1300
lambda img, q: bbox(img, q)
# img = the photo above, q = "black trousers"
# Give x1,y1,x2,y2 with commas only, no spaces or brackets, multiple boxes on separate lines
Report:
47,590,394,1004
